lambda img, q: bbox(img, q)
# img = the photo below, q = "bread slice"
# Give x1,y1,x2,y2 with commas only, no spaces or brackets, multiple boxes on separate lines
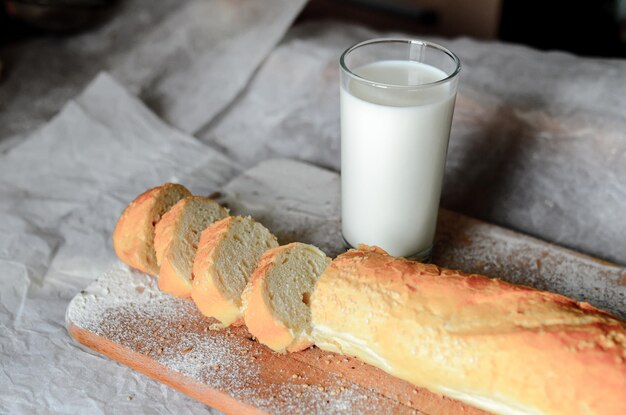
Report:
242,242,331,353
113,183,191,275
154,196,228,298
191,216,278,327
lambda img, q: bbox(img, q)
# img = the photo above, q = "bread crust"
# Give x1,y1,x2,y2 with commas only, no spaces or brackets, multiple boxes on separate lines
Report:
154,196,227,298
113,183,191,275
243,244,297,353
243,243,314,353
191,217,243,326
311,245,626,415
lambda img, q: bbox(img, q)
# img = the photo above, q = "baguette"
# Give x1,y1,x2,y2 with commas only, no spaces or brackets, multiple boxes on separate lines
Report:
154,196,228,298
310,245,626,415
191,216,278,327
242,242,331,353
113,183,191,275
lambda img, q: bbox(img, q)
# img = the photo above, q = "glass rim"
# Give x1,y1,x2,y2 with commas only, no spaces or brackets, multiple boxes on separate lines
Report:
340,38,462,90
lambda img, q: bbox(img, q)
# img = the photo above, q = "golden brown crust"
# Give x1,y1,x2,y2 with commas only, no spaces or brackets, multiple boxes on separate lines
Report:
191,217,239,325
112,183,191,275
243,243,309,353
157,257,193,298
311,246,626,415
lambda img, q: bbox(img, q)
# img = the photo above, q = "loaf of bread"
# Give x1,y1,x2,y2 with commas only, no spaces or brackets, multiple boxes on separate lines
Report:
154,196,228,298
310,245,626,415
242,242,331,353
112,184,625,414
113,183,191,275
191,216,278,327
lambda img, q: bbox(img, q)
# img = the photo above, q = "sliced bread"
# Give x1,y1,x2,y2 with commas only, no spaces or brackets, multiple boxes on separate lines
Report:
191,216,279,327
154,196,228,298
242,242,331,353
113,183,191,275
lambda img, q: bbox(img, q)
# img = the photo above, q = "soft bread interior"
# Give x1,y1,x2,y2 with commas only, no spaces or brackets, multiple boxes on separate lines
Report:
192,216,279,326
155,196,229,299
150,187,193,256
169,198,228,282
264,244,330,341
215,217,278,306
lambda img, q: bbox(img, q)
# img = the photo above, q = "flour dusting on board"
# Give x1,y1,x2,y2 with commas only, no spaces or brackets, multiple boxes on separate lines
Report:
66,264,413,415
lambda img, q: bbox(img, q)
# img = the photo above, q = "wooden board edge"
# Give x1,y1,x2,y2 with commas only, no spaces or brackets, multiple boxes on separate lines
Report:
67,322,268,415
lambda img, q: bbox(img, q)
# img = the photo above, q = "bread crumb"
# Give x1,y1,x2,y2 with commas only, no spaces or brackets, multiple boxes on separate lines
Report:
181,346,193,354
71,267,407,414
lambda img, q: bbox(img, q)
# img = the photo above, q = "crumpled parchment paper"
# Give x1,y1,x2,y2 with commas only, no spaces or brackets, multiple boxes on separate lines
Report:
1,14,626,415
0,73,241,414
0,0,307,140
0,2,307,410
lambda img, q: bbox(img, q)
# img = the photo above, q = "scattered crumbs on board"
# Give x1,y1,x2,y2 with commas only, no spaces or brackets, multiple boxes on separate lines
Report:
66,264,418,415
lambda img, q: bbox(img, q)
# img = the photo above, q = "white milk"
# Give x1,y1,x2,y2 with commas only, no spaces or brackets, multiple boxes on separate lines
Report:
341,60,456,258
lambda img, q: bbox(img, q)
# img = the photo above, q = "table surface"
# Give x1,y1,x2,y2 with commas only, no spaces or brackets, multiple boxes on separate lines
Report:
1,1,625,413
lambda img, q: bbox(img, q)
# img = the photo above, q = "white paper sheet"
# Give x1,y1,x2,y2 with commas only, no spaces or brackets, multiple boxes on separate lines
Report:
2,71,625,414
223,158,344,257
0,73,239,414
0,0,307,139
2,16,626,415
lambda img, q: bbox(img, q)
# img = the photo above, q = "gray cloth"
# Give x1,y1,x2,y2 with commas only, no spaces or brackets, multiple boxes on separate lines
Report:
203,21,626,265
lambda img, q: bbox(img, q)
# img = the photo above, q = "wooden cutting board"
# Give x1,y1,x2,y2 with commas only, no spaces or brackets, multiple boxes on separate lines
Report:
66,209,626,415
66,268,485,415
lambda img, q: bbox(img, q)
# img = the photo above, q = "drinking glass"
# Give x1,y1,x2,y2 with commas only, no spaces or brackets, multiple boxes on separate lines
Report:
340,38,461,260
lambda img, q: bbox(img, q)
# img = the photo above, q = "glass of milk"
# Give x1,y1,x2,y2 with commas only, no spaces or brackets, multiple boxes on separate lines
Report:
340,39,461,260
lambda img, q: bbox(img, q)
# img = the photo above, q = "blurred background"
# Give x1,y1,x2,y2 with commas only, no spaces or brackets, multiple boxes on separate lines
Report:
2,0,626,58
